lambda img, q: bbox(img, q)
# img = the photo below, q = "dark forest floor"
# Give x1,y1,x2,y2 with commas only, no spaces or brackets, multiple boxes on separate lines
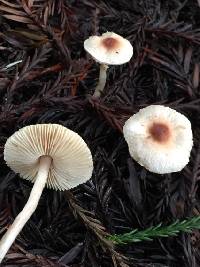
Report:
0,0,200,266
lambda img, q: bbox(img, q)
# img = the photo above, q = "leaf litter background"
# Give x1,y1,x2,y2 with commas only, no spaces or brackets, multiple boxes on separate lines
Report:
0,0,200,266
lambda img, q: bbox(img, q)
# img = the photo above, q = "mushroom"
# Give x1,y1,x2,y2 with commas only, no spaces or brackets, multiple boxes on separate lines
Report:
123,105,193,174
84,32,133,97
0,124,93,263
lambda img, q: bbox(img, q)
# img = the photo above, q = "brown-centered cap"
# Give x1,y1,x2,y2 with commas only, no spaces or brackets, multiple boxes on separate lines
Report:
123,105,193,174
4,124,93,190
84,32,133,65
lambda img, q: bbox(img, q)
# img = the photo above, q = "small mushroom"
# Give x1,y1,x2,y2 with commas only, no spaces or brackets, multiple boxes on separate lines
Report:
123,105,193,174
84,32,133,97
0,124,93,262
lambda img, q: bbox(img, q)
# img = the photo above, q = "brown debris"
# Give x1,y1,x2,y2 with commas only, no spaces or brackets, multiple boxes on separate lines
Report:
0,0,200,266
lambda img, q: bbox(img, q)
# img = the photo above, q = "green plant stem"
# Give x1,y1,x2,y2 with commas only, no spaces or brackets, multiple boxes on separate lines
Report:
65,191,129,267
108,216,200,245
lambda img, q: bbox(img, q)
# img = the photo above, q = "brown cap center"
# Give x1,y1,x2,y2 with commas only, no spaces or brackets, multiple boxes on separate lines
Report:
148,122,170,143
102,37,119,50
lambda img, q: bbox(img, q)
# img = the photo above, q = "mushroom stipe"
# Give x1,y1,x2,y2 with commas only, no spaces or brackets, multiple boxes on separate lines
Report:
84,32,133,97
0,156,51,262
0,124,93,263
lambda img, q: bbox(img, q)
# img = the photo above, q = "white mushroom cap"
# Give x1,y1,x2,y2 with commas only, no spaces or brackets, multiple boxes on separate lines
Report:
4,124,93,190
84,32,133,65
123,105,193,174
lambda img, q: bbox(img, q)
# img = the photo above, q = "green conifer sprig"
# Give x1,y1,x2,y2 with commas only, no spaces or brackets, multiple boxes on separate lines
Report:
108,216,200,245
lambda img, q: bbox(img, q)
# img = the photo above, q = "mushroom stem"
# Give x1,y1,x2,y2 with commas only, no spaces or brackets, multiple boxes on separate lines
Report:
93,64,109,97
0,156,52,263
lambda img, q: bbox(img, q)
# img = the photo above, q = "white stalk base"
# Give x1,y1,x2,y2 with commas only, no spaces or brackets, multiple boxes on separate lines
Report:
93,64,108,97
0,156,52,263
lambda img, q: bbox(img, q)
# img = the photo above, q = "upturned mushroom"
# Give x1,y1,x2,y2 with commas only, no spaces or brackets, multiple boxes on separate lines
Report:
84,32,133,97
0,124,93,263
123,105,193,174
